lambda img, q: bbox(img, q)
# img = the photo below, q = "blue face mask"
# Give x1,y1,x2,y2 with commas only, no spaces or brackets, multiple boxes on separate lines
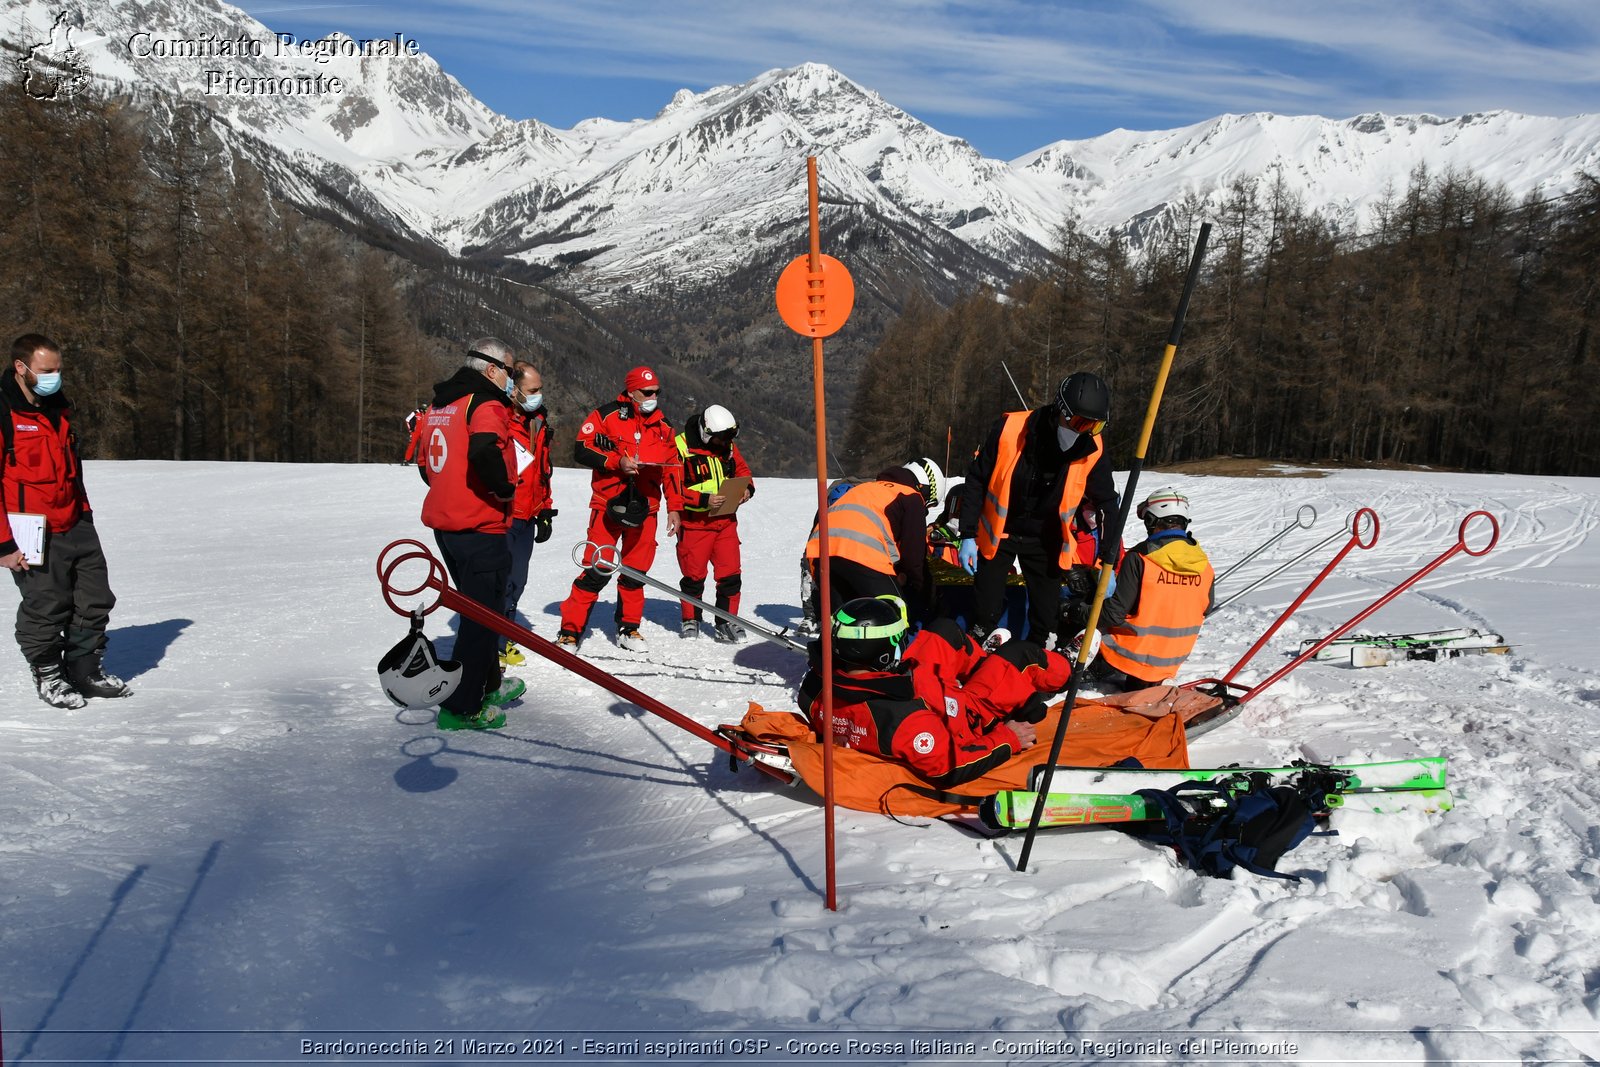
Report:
520,392,543,412
32,371,62,397
503,376,515,398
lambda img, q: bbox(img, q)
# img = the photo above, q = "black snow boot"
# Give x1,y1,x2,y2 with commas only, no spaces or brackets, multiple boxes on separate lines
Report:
66,655,132,699
32,659,87,709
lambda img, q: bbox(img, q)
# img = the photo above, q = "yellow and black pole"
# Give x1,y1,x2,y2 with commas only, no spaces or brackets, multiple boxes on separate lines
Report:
1017,221,1211,872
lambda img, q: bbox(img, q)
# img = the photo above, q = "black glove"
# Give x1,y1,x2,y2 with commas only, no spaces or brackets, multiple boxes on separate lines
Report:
1060,599,1092,639
1012,693,1048,725
1064,565,1095,599
533,508,556,544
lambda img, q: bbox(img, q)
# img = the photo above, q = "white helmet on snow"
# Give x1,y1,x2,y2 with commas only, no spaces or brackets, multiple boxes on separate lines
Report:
903,457,945,511
700,404,738,439
378,616,462,709
1137,487,1190,524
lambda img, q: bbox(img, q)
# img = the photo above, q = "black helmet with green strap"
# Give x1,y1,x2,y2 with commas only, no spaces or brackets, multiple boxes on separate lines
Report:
832,595,911,670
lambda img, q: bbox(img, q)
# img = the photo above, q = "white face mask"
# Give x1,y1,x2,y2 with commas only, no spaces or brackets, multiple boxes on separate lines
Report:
520,392,543,412
638,396,659,414
1057,425,1080,451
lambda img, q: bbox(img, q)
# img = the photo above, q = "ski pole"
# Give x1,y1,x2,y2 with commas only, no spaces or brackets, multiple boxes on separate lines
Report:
1018,221,1210,873
1000,360,1030,408
1213,504,1316,588
571,540,808,653
1230,511,1499,705
1218,508,1379,683
1208,513,1355,616
376,540,793,784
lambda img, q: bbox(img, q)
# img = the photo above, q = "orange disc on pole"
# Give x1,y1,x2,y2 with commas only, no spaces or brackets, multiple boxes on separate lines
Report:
775,253,855,338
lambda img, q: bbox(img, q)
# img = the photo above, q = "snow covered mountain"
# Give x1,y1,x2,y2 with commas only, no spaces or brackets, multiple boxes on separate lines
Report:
9,0,1600,299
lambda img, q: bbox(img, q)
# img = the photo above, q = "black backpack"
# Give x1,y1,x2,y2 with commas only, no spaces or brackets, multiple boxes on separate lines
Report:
1131,774,1335,881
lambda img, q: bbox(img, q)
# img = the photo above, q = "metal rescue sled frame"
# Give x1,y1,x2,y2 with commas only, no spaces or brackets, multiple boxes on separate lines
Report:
377,538,797,784
1182,509,1500,707
378,508,1497,795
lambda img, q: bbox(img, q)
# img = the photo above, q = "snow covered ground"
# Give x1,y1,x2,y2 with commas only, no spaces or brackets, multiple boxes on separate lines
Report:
3,460,1598,1066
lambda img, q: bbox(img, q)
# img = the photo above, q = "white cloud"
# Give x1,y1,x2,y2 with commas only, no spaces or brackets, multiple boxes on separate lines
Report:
233,0,1600,129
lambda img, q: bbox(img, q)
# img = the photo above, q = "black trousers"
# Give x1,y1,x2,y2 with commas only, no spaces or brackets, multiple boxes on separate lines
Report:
12,518,116,668
434,529,510,714
971,534,1061,644
806,557,906,623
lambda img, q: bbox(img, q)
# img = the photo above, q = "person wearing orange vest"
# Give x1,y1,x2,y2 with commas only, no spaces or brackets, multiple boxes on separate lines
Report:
416,340,526,730
1090,487,1215,689
557,366,683,652
803,458,941,623
955,372,1117,645
499,361,555,667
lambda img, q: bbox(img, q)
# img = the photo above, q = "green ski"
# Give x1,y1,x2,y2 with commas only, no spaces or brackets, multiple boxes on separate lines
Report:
1029,756,1447,795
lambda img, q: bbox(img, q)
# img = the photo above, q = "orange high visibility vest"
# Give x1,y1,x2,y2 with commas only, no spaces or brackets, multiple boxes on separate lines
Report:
804,481,917,575
975,411,1104,569
1099,546,1215,682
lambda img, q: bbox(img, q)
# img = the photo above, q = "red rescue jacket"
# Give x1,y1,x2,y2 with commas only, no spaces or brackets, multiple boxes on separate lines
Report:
798,623,1069,787
510,406,554,521
418,369,515,535
573,394,683,513
1,382,90,550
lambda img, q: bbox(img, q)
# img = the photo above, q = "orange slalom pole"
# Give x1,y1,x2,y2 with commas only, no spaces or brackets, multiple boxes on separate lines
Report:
806,157,839,913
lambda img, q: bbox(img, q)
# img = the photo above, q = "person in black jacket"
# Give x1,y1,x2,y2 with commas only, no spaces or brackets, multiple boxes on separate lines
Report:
956,373,1118,645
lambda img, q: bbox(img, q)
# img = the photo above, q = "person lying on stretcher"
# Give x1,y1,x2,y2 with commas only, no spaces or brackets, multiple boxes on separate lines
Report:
797,596,1075,788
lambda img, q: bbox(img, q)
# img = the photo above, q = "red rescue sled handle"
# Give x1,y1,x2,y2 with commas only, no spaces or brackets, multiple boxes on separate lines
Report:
1221,508,1380,684
1193,511,1499,706
376,539,790,780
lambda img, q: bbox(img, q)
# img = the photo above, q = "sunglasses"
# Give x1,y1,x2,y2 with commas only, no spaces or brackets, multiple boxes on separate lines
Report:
638,388,660,397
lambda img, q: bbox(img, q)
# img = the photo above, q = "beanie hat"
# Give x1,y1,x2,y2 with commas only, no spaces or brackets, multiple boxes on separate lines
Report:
625,366,658,392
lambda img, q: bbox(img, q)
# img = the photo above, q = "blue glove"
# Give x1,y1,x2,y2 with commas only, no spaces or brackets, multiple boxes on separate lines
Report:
958,538,979,575
1104,570,1117,598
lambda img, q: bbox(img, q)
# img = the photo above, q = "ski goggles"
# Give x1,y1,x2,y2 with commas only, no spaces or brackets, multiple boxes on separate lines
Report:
468,349,511,372
1062,410,1107,436
833,595,910,643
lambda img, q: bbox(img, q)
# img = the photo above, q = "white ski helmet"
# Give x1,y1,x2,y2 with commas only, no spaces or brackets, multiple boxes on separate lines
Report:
700,404,738,439
378,618,462,709
1137,487,1190,524
903,457,945,511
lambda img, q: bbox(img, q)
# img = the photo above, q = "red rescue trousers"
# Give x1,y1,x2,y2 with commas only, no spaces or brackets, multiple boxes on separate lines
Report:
559,507,660,633
675,517,742,623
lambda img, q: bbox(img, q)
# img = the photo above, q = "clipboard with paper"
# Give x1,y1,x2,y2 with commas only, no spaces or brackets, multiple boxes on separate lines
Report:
704,476,752,518
9,513,47,566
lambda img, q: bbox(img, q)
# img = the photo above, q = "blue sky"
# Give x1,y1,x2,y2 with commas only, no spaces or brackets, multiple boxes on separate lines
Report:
237,1,1600,159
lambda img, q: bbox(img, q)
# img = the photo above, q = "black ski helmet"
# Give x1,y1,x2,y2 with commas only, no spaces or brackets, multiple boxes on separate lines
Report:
831,595,912,670
1056,372,1111,424
378,613,462,709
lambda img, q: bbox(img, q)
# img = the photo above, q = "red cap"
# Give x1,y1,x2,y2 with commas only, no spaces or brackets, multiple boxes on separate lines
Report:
625,366,658,392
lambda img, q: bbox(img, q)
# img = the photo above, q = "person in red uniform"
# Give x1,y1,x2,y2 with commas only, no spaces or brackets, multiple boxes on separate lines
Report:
499,361,555,667
557,366,682,652
1,333,130,708
416,340,525,729
798,597,1072,787
674,404,753,642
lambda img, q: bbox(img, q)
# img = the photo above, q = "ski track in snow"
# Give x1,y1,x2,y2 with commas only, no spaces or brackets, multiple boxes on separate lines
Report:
2,462,1599,1065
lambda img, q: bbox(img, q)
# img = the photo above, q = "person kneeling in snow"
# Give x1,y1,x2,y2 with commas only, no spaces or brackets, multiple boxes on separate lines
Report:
797,596,1074,787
